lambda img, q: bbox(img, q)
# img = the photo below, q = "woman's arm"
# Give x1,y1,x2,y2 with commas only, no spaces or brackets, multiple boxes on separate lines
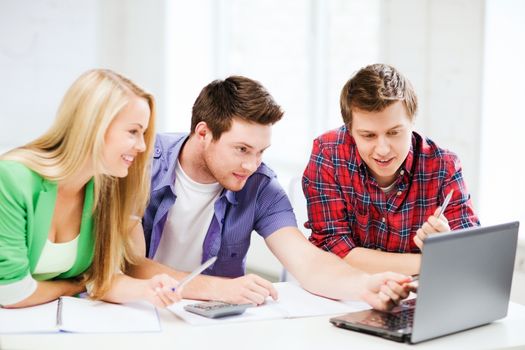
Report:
3,278,85,308
99,273,182,308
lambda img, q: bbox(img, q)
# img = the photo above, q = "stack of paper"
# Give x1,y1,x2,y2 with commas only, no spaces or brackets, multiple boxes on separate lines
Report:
169,282,372,325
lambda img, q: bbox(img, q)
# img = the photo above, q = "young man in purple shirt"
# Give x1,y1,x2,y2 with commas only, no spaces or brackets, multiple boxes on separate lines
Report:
127,76,413,310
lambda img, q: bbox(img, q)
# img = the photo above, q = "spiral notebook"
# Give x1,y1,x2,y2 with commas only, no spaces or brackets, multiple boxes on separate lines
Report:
0,296,160,333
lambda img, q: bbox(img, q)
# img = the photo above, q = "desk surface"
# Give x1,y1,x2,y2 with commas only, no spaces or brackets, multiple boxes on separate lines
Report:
2,302,525,350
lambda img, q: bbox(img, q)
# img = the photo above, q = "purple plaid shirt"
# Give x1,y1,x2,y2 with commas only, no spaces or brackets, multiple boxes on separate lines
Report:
142,133,297,278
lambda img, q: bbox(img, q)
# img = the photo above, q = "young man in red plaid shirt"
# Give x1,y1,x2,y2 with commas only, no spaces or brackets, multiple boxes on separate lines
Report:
302,64,479,276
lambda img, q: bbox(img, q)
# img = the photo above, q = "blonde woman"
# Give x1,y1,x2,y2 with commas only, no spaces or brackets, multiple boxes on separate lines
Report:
0,69,181,308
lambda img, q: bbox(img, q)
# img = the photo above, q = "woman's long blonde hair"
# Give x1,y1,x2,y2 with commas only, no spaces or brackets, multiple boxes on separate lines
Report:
1,69,156,298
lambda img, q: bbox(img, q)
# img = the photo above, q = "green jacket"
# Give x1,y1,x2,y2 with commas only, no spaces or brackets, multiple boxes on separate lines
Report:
0,160,95,285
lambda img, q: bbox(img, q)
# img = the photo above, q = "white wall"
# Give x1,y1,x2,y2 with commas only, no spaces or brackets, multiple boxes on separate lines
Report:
381,0,484,208
0,0,98,150
163,0,218,133
97,0,170,130
0,0,171,151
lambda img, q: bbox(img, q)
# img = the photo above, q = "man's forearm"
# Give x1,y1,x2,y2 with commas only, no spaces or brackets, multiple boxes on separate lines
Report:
344,247,421,275
295,249,370,301
267,229,370,301
292,247,414,306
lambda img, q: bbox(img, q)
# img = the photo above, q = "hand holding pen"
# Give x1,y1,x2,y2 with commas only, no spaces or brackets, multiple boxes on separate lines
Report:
413,190,454,250
145,257,217,308
171,256,217,292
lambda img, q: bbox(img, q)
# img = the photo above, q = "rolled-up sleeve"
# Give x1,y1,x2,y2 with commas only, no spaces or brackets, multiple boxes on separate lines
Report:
0,274,37,306
440,153,480,230
254,177,297,238
302,138,357,258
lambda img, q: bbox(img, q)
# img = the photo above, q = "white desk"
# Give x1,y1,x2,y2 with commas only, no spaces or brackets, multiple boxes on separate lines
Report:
1,302,525,350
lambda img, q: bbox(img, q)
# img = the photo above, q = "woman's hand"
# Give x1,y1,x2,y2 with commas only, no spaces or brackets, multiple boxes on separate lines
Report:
142,273,183,308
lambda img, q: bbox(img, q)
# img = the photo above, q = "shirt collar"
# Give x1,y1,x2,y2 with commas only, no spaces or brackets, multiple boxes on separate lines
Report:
153,134,189,193
401,133,417,176
345,129,368,175
222,189,238,205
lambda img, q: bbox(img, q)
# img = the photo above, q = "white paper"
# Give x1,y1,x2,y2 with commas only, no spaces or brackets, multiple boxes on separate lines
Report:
0,300,59,333
169,282,372,325
59,297,160,333
271,282,370,318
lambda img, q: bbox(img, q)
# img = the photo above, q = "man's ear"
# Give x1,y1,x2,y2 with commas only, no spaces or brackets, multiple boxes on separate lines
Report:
194,121,211,141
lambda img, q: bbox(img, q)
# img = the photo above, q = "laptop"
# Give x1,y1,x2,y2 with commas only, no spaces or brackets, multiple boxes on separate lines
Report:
330,221,520,344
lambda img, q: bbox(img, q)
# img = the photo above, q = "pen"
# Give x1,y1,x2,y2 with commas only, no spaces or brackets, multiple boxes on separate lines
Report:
436,189,454,218
171,256,217,291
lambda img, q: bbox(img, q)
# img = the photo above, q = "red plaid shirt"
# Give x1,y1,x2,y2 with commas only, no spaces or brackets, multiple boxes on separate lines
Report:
302,126,479,257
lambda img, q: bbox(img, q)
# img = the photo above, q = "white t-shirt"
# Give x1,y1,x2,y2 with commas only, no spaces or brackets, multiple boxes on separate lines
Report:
154,160,223,272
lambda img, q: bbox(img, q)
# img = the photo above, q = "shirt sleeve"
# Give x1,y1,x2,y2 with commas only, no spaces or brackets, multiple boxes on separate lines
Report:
0,274,37,306
302,138,357,258
440,153,480,229
253,177,297,238
0,162,34,299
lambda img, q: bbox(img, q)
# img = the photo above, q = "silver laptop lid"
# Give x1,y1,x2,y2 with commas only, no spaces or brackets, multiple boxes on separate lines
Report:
411,221,519,343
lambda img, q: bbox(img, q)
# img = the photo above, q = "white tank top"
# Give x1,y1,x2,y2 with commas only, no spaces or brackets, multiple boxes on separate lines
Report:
33,234,80,280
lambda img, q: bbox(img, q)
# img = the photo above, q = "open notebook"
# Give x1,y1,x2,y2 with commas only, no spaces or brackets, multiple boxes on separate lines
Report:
169,282,372,325
0,296,160,333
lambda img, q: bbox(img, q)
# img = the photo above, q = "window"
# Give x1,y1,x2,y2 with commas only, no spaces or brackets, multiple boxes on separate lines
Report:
166,0,382,187
479,0,525,237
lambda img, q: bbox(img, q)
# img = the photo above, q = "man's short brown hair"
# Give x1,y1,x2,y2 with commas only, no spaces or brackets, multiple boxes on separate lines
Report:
340,64,418,126
191,76,284,140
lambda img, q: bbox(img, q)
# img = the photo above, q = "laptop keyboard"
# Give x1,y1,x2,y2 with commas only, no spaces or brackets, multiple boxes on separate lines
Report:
358,309,414,330
358,299,416,331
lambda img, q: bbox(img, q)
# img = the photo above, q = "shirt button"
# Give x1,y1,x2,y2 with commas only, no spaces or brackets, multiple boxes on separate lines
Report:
382,217,386,223
397,190,402,196
400,170,405,176
153,148,162,158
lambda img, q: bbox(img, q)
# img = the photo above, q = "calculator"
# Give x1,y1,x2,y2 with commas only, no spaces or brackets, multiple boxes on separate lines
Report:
184,301,252,318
